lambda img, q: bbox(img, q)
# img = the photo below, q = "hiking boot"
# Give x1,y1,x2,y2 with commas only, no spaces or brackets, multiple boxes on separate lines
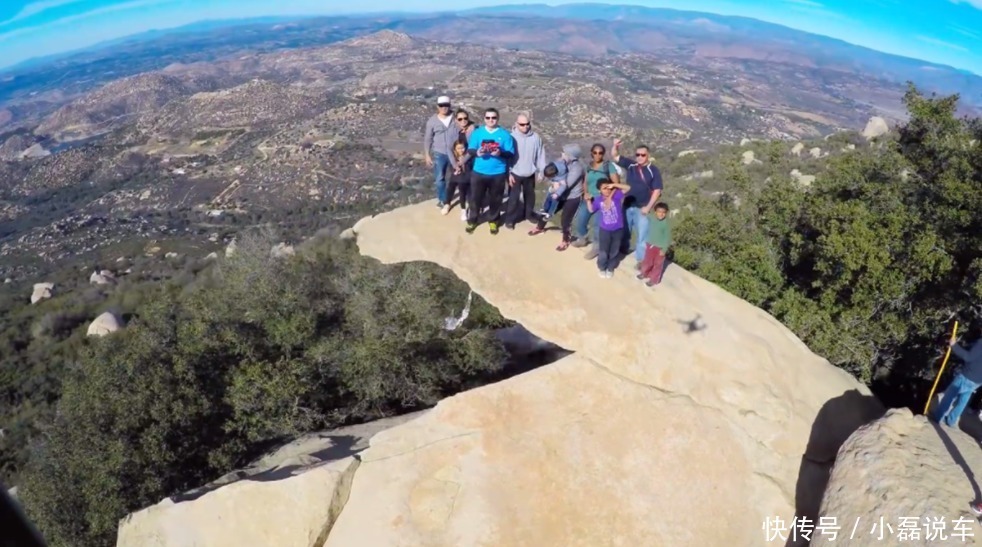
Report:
489,222,499,235
465,223,477,234
584,246,599,260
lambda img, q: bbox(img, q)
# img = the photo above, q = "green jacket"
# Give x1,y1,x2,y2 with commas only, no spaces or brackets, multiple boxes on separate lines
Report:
646,216,672,250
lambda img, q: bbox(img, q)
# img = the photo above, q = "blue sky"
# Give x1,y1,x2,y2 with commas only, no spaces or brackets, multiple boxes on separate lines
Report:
0,0,981,74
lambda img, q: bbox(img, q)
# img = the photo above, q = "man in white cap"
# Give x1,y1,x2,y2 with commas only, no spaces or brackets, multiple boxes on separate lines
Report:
422,95,461,209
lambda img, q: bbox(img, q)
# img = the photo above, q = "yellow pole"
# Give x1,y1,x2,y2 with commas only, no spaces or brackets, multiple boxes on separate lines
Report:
923,321,960,415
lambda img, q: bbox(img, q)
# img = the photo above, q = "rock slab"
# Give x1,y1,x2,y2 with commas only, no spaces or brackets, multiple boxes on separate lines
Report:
325,201,884,546
813,409,982,546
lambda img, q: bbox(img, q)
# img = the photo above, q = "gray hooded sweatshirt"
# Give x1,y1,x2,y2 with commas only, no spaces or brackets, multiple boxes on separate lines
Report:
509,128,546,178
423,113,460,166
562,143,585,200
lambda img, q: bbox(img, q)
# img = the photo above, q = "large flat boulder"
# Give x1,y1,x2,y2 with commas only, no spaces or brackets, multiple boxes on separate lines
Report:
812,408,982,546
323,201,884,546
116,413,419,547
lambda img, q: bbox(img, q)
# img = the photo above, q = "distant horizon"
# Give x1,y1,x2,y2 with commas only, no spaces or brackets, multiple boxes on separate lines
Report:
0,1,981,76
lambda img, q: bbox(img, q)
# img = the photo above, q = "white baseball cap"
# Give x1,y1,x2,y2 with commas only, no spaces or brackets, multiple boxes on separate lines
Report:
437,96,451,105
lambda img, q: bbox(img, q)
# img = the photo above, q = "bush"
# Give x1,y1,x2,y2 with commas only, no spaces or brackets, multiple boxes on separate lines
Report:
19,230,509,547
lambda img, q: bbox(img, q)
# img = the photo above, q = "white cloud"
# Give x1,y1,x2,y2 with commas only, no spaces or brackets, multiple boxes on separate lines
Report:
916,35,970,52
949,25,981,40
0,0,174,41
0,0,89,27
949,0,982,9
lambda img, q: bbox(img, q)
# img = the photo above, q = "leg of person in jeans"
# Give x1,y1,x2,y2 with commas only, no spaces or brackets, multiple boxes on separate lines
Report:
633,211,650,264
623,206,641,264
934,373,980,427
485,173,507,232
572,200,592,247
433,153,449,206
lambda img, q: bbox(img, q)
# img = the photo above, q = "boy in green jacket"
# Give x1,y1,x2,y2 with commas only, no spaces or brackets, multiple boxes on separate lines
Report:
637,202,671,287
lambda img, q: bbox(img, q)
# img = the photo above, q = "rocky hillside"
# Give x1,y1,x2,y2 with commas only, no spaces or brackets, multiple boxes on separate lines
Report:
116,202,888,546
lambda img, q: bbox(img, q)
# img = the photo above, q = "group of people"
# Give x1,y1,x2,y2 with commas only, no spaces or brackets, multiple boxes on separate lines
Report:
422,96,672,284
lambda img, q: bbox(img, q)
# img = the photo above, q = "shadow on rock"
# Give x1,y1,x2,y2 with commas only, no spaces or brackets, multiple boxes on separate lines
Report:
786,389,886,547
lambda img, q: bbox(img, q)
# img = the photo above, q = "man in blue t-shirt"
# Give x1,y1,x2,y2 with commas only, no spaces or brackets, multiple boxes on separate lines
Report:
611,138,664,266
463,108,516,235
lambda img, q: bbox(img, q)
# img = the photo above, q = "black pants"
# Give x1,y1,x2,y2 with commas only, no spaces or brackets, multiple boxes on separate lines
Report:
597,228,624,271
447,180,470,208
536,196,581,243
505,174,536,225
468,172,507,225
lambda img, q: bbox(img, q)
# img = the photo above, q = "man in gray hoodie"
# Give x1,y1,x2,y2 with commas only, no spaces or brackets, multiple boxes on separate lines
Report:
931,333,982,428
422,95,461,209
505,113,546,229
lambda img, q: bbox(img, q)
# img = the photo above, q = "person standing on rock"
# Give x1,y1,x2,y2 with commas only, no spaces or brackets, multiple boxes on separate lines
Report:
464,108,515,235
931,334,982,428
423,96,460,211
611,139,663,267
527,144,585,251
572,143,621,260
504,113,546,230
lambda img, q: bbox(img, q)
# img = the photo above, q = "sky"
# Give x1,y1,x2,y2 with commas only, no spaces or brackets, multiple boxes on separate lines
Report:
0,0,980,74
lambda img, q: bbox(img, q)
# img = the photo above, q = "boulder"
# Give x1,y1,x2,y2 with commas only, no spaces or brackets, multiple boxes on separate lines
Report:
87,311,122,337
328,202,884,546
225,239,237,258
339,228,356,241
741,150,756,165
90,270,116,285
271,242,295,258
117,414,419,547
810,147,822,158
862,116,889,140
791,142,805,156
812,409,982,546
31,282,54,304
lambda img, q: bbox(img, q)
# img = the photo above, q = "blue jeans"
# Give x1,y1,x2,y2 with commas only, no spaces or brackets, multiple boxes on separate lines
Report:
933,372,980,427
433,153,449,204
574,199,599,242
541,194,560,216
624,206,649,262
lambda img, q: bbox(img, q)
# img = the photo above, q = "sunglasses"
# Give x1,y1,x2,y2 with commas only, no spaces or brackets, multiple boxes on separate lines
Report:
485,116,498,120
438,104,451,107
591,150,604,155
517,122,530,127
636,153,648,157
456,117,468,121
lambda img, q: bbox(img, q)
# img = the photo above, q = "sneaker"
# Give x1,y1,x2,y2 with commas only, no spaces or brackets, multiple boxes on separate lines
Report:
635,273,645,280
971,502,982,517
644,279,657,288
605,270,614,278
460,209,468,221
489,222,499,235
505,223,515,230
441,204,450,216
584,247,599,260
437,200,445,208
598,270,607,278
571,238,588,248
465,223,477,234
